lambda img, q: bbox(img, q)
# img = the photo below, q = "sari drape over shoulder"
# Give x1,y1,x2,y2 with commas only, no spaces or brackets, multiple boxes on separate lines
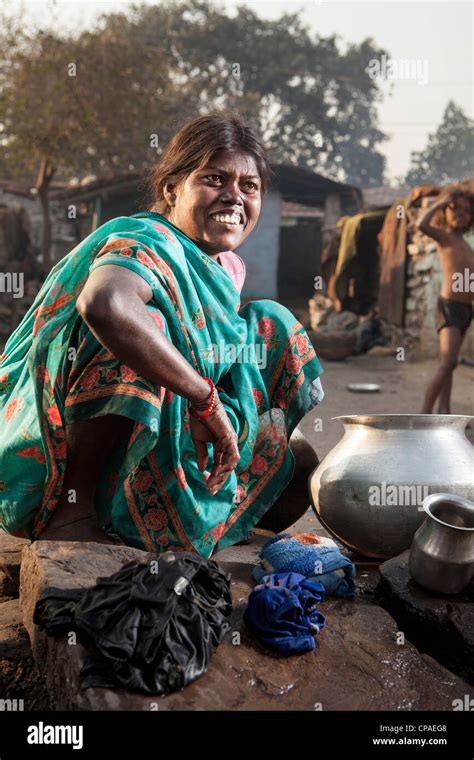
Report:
0,212,323,556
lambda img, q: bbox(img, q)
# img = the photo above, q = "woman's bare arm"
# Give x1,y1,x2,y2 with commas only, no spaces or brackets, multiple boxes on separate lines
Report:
76,263,211,406
76,264,240,493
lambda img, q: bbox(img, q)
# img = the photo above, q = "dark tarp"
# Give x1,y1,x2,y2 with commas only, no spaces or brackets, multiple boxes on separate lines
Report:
333,210,387,315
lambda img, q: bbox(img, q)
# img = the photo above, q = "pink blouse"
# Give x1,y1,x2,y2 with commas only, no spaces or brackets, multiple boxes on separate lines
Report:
214,250,246,294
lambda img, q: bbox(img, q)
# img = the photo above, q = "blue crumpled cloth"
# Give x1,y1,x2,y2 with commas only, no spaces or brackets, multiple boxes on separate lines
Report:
243,572,326,655
252,532,356,599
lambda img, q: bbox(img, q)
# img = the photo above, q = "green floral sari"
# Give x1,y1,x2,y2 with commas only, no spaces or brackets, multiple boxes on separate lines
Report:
0,212,323,556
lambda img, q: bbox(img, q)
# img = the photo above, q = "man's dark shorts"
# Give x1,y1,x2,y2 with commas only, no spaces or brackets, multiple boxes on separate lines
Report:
435,296,473,335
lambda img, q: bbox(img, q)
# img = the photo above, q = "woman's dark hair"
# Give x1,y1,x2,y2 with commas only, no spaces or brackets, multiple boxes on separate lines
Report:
146,112,273,214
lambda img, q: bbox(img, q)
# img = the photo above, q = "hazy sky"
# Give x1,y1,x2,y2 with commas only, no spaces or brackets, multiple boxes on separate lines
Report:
8,0,473,183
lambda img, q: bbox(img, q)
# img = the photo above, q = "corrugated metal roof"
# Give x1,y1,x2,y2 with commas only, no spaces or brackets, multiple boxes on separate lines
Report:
362,186,409,209
47,164,362,208
49,172,143,202
271,164,362,207
281,201,324,218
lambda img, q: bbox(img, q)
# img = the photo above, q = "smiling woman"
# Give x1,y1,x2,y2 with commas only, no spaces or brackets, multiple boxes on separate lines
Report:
0,112,324,556
146,113,269,255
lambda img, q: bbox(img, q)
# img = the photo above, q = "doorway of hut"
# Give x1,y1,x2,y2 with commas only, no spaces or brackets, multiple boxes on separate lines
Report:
322,209,387,316
277,218,323,309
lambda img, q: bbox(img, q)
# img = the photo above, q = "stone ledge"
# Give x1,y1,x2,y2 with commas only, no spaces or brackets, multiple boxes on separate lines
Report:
375,550,474,685
18,539,471,711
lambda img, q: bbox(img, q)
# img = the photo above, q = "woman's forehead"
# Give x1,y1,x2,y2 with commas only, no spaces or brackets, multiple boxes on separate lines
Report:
199,149,260,178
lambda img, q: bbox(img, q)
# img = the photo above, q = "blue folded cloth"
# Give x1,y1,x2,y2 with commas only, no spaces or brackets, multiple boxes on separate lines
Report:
253,532,356,599
243,572,326,655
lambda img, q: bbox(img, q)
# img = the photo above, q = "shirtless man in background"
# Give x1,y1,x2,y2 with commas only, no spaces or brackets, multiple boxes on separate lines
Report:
418,188,474,414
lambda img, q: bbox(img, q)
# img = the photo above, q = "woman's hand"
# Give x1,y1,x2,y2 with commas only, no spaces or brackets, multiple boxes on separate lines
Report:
189,397,240,495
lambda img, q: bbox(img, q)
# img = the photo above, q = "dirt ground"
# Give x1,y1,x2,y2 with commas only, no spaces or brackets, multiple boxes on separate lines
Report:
298,353,474,460
0,655,55,711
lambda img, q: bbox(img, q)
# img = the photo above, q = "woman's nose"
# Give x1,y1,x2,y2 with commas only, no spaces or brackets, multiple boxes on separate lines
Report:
220,181,244,204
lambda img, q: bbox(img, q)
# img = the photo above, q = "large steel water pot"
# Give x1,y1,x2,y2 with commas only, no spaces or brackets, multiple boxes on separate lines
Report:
309,414,474,559
409,493,474,594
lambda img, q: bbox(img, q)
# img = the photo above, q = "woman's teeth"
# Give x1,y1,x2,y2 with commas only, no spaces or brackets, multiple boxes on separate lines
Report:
210,214,241,226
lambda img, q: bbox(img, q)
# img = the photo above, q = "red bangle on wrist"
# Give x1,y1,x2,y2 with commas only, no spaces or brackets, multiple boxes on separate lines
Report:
189,377,217,419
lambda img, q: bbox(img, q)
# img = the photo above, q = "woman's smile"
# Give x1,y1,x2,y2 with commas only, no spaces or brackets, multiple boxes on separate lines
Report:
209,212,244,227
206,207,246,245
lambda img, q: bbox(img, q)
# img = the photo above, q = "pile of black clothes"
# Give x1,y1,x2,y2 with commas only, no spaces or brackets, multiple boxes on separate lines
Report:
34,552,232,695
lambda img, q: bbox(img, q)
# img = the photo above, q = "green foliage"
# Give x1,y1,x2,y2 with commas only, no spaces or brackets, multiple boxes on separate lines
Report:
0,0,388,187
405,101,474,186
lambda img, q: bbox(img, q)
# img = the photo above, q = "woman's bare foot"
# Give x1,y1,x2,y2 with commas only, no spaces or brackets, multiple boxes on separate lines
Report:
39,515,116,544
36,414,134,545
256,433,319,533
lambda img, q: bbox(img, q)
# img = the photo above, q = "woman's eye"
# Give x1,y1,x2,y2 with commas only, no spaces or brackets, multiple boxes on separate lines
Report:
243,182,258,192
207,175,223,183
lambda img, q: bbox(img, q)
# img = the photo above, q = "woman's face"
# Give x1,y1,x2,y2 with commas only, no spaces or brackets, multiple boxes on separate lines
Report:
164,149,262,254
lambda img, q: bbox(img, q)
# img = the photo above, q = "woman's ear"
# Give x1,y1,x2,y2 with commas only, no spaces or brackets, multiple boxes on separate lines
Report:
163,181,177,208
